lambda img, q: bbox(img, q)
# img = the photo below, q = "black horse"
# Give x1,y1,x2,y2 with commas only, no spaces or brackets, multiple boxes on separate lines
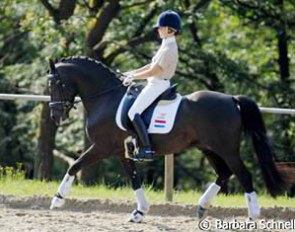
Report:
48,56,287,222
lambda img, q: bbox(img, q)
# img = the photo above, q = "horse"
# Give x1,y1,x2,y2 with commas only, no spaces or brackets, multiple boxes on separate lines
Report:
48,56,287,222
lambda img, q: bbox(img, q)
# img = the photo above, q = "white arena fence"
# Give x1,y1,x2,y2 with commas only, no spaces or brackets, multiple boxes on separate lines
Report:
1,93,295,202
1,93,294,115
0,94,80,102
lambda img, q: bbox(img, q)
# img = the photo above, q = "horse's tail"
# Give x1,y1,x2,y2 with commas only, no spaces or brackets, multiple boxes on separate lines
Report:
235,95,288,197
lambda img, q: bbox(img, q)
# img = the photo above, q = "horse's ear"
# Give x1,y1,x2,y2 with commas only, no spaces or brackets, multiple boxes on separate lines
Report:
49,59,56,72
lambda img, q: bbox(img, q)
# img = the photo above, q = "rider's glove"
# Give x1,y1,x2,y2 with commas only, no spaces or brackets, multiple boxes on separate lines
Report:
123,75,134,86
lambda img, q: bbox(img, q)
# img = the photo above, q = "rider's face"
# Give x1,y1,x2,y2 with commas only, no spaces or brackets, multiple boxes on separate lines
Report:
158,27,175,39
158,27,168,39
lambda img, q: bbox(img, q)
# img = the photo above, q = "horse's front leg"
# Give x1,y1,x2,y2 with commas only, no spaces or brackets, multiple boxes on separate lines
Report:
122,158,150,223
50,144,99,209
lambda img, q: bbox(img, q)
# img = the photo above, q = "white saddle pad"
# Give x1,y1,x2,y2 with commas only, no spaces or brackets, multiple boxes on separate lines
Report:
115,94,182,134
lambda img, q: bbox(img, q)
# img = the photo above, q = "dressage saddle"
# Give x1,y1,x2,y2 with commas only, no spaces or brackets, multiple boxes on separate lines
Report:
120,82,177,131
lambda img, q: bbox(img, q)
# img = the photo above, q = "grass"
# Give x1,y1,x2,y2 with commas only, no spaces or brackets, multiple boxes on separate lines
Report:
0,178,294,208
0,165,293,208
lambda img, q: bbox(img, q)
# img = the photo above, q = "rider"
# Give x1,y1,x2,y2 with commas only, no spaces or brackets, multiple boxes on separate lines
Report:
123,10,181,161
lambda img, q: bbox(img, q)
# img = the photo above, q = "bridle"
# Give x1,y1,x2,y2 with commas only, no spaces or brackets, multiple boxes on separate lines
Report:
48,73,78,112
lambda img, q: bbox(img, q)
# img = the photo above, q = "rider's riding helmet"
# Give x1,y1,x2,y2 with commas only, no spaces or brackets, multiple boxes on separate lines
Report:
154,10,182,34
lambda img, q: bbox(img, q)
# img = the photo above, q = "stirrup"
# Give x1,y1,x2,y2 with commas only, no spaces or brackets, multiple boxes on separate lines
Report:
133,148,154,162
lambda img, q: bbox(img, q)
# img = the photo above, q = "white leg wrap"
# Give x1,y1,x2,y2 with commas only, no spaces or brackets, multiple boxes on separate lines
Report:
50,173,74,210
135,188,150,214
58,173,75,197
198,183,221,208
245,191,260,219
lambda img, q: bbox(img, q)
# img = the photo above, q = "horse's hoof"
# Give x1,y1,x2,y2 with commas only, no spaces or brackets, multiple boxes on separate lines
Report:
129,210,144,223
50,195,65,209
196,206,208,220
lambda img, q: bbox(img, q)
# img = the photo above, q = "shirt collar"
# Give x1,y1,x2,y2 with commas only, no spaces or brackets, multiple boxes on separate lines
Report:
161,36,176,46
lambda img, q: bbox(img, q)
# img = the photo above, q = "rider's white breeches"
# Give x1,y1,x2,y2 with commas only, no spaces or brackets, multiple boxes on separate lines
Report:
128,78,170,121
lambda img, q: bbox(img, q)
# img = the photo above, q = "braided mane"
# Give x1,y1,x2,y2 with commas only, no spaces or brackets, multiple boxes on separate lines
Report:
57,56,119,77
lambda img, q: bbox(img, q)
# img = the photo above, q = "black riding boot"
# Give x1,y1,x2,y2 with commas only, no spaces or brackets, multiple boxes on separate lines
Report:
131,114,155,161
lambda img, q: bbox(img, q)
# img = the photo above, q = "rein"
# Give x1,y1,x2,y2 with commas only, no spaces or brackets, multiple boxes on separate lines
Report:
74,71,125,105
74,70,126,104
79,83,124,103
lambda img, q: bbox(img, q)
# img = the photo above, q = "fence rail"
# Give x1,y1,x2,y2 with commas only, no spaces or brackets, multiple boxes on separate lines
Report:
0,94,80,102
1,93,295,115
259,107,295,115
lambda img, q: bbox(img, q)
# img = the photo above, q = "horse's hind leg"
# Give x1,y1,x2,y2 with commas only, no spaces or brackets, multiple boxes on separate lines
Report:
197,151,232,219
122,158,150,223
224,154,260,219
50,144,99,209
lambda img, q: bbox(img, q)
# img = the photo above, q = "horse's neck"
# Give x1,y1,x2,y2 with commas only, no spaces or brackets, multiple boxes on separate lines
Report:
81,84,126,116
77,76,118,100
63,60,125,116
